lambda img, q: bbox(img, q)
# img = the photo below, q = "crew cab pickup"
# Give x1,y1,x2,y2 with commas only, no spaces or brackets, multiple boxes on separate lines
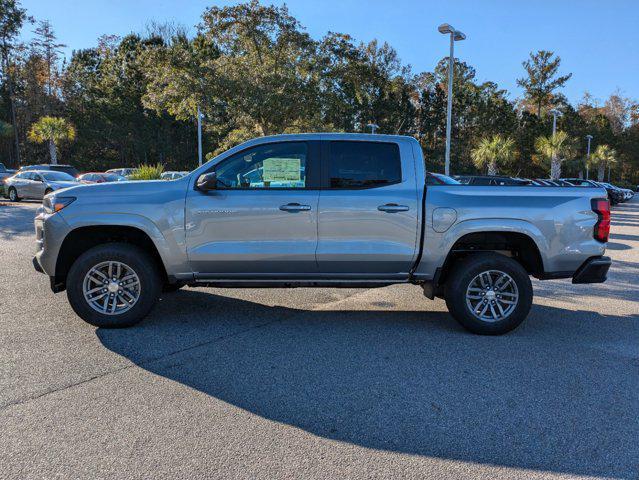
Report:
32,134,611,334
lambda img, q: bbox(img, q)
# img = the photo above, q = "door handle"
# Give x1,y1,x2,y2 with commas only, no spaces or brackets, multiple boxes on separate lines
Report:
378,203,409,213
279,203,311,212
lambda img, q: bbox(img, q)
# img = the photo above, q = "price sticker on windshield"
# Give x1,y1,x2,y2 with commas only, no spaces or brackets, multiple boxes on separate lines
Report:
262,158,301,182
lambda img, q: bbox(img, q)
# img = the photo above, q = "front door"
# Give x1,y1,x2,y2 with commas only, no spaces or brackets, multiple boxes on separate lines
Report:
30,172,46,199
22,172,41,199
316,140,420,276
186,141,321,276
11,172,29,198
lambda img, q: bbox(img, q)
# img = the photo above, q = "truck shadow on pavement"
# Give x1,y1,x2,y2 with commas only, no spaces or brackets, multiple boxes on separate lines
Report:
97,290,639,479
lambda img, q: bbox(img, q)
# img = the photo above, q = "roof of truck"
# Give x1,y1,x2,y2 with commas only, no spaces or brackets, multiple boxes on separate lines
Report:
252,132,415,142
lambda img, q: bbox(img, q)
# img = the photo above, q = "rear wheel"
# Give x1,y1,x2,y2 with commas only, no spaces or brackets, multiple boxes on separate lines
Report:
445,253,533,335
8,187,20,202
66,243,162,328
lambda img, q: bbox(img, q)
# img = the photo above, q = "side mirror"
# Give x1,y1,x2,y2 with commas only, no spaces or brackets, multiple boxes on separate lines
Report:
196,172,218,191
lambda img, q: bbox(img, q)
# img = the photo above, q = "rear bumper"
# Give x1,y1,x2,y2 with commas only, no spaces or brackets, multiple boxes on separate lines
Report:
572,256,611,284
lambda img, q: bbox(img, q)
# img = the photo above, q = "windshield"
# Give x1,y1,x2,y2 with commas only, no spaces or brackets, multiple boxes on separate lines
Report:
41,171,77,182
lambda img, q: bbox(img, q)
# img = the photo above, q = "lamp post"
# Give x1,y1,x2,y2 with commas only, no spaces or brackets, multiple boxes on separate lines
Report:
549,108,562,136
366,123,379,134
585,134,593,179
438,23,466,176
197,105,204,167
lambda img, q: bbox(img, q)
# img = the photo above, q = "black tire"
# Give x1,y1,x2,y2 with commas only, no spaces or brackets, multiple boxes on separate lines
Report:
8,187,20,202
444,252,533,335
66,243,162,328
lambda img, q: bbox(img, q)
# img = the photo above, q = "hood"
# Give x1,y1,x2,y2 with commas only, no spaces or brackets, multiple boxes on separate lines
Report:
56,176,191,202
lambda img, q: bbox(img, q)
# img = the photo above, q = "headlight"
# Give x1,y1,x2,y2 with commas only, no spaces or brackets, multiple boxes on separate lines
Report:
42,195,75,214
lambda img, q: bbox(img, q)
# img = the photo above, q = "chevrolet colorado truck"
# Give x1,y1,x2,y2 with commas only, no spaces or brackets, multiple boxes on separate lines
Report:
33,134,612,335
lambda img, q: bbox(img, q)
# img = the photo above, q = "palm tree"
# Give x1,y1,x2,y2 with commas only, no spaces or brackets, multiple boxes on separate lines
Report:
28,116,76,165
534,131,574,180
588,145,616,182
471,135,516,176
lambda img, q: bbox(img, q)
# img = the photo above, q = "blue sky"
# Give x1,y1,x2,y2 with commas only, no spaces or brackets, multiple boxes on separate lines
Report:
21,0,639,104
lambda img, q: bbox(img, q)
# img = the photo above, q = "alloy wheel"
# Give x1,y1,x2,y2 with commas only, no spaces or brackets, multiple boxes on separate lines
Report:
465,270,519,322
82,261,141,315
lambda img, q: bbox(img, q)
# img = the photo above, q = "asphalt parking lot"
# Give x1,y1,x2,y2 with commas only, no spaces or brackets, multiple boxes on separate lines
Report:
1,198,638,479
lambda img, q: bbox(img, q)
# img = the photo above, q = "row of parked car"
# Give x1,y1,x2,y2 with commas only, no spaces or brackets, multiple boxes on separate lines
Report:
2,161,636,206
444,174,634,206
1,163,189,202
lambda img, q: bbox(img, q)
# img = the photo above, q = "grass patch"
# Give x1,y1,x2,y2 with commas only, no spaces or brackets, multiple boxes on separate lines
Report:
128,164,164,181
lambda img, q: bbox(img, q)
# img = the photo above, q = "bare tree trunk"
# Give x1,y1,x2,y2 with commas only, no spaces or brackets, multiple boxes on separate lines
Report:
487,161,497,176
597,164,605,182
49,139,58,164
550,157,561,180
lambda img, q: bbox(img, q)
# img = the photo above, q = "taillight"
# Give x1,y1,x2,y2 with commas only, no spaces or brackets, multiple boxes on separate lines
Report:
591,198,610,243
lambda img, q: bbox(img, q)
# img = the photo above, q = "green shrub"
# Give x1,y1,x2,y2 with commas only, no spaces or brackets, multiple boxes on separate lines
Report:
128,163,164,180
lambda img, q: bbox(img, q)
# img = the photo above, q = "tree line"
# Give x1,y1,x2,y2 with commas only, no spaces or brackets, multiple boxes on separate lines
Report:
1,0,638,185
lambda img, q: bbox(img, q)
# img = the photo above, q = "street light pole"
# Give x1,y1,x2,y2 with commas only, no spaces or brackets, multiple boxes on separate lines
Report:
585,134,593,180
197,105,203,167
438,23,465,176
549,108,562,137
444,33,454,176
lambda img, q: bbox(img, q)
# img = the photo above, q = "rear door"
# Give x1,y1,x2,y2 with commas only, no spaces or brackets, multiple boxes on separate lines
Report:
316,139,419,276
185,140,321,276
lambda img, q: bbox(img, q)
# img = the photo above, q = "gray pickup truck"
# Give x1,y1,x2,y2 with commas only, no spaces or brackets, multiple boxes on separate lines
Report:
33,134,611,335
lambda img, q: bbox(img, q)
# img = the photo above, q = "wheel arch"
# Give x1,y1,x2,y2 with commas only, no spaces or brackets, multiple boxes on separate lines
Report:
55,225,169,291
433,226,545,296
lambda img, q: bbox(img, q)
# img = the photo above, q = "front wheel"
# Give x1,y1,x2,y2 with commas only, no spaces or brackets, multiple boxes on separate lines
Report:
8,187,20,202
66,243,162,328
445,253,533,335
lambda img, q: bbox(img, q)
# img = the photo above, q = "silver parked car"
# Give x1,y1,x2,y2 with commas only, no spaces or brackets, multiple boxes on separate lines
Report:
5,170,79,201
161,171,189,180
105,168,137,178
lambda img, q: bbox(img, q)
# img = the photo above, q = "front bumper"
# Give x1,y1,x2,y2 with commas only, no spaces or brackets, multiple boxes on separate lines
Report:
32,255,44,273
33,209,71,278
572,256,611,284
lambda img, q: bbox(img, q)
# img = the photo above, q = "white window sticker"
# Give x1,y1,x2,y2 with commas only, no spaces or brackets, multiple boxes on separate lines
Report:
262,158,301,182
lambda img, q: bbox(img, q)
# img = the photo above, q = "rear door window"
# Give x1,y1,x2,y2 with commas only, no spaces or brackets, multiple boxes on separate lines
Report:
327,141,401,189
